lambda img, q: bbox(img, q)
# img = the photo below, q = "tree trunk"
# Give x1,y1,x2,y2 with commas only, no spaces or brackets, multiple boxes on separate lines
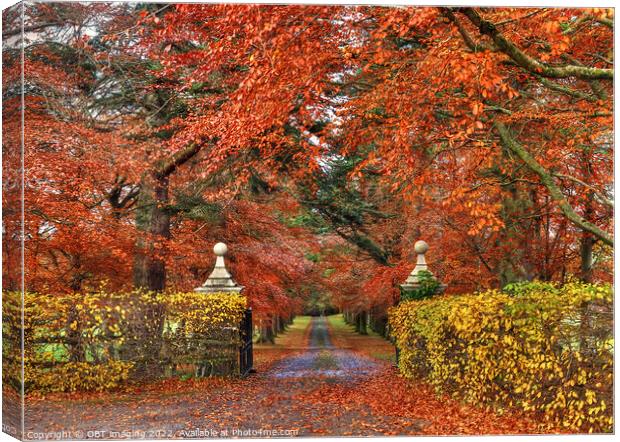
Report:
580,232,595,283
370,314,388,338
357,311,368,335
261,324,275,344
65,305,84,362
580,152,595,283
255,317,277,343
345,311,353,324
577,172,597,349
134,175,171,291
129,175,171,378
278,316,286,333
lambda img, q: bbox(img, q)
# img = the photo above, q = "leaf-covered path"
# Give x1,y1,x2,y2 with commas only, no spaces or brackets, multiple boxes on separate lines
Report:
24,315,543,439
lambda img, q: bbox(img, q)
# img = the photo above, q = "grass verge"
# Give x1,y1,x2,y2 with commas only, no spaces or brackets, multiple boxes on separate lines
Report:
325,314,395,363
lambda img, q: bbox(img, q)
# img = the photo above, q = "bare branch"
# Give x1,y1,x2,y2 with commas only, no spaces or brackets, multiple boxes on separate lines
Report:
552,173,614,209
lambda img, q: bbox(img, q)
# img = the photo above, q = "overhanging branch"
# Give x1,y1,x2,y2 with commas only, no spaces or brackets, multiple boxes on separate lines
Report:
457,8,613,81
495,122,613,247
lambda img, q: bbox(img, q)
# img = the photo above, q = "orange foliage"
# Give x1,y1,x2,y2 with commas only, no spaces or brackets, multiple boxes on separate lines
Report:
4,4,613,322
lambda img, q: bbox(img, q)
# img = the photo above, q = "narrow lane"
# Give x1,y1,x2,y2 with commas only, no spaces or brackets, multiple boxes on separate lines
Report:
270,316,380,379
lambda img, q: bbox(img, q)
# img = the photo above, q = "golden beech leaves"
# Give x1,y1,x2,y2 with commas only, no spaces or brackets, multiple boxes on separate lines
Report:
389,280,613,433
163,291,246,334
27,362,134,394
2,290,246,394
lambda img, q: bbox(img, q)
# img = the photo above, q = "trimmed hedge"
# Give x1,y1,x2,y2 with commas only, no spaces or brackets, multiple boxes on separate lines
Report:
3,289,246,393
389,280,613,433
26,361,133,393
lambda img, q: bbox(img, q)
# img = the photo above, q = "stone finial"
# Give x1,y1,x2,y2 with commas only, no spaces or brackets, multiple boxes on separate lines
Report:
402,240,431,286
194,242,244,294
414,240,429,255
400,240,445,293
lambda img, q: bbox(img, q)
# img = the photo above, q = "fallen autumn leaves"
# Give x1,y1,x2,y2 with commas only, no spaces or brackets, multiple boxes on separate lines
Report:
21,315,560,438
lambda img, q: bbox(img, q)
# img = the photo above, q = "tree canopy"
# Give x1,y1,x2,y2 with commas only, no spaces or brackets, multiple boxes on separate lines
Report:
3,3,613,324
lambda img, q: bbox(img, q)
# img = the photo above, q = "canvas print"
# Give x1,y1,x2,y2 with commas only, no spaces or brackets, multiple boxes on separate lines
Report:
1,1,614,439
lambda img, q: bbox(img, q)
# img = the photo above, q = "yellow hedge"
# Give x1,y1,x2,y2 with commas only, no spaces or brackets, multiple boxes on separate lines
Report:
3,289,247,393
27,361,134,393
162,291,247,334
389,280,613,433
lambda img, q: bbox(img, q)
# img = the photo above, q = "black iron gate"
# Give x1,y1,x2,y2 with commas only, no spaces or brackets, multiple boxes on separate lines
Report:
239,307,254,376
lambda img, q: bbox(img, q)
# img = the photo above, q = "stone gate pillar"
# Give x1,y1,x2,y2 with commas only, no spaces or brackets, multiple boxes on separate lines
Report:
395,240,446,366
194,242,244,294
400,240,446,294
193,242,253,375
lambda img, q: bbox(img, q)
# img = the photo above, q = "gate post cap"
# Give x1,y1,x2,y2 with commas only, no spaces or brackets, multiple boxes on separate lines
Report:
194,241,243,294
214,242,228,256
400,239,446,294
414,240,429,254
